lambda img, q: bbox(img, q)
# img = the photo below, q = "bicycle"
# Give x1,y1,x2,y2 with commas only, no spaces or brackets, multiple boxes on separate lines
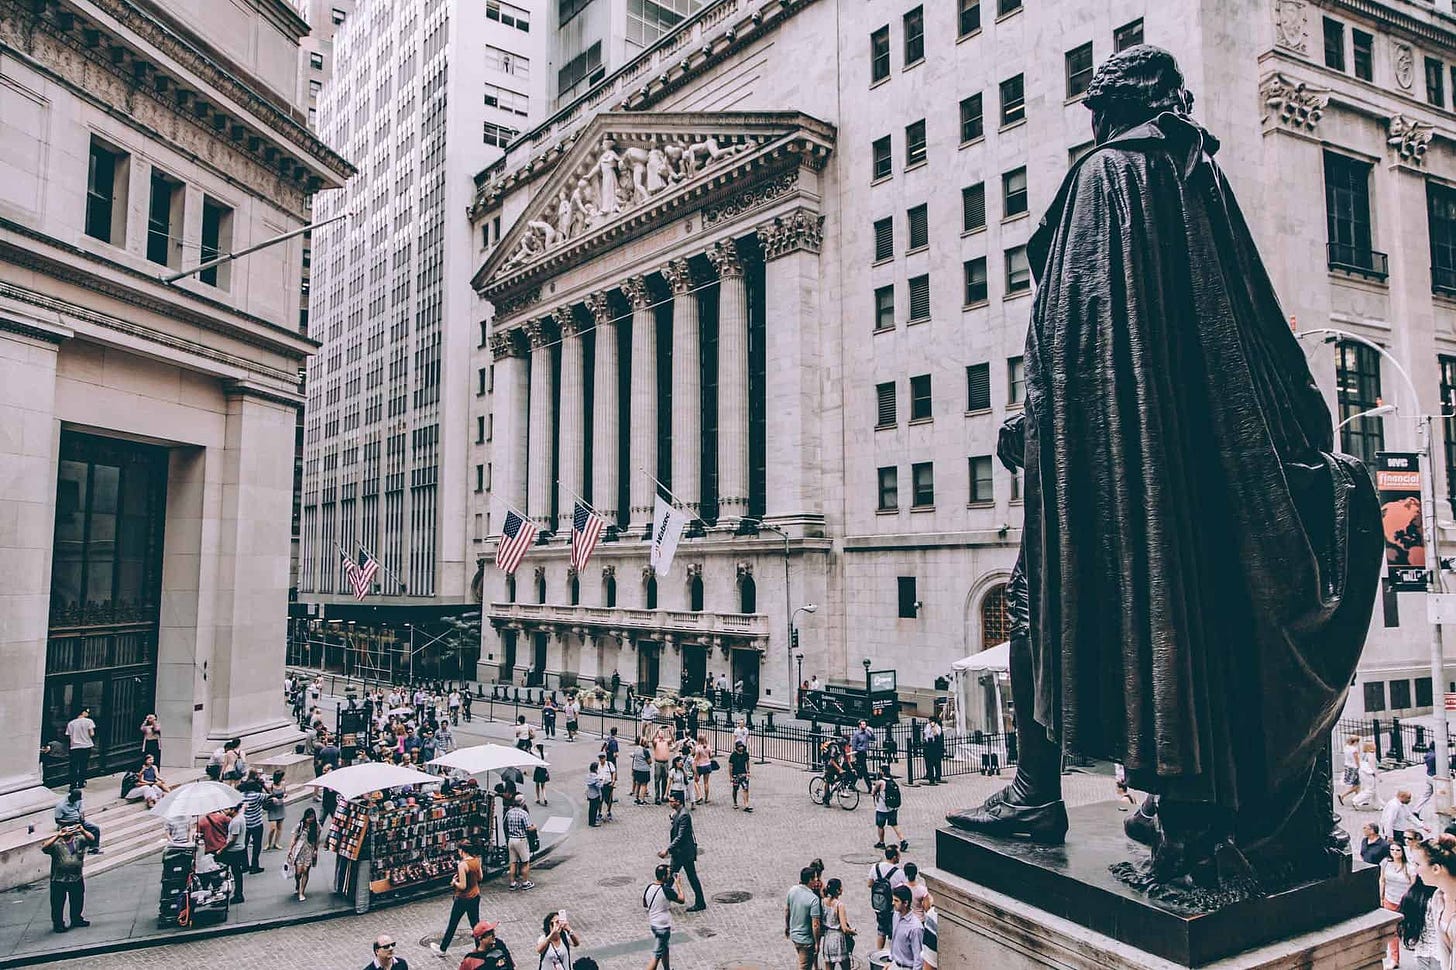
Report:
808,773,861,810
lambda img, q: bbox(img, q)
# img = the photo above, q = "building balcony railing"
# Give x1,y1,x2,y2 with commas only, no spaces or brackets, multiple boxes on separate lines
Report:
1328,242,1389,281
487,601,770,647
1433,264,1456,297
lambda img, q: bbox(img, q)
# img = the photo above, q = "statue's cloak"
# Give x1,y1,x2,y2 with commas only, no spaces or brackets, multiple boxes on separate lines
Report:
1021,113,1382,811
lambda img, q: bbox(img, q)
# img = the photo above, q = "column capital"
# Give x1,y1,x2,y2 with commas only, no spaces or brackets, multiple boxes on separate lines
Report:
557,307,586,337
489,329,526,361
663,257,697,295
620,275,651,310
755,208,825,261
706,238,745,279
525,315,557,348
585,291,613,326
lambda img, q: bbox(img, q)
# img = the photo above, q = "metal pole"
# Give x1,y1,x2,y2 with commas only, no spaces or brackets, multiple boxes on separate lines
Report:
159,209,351,283
1422,414,1452,816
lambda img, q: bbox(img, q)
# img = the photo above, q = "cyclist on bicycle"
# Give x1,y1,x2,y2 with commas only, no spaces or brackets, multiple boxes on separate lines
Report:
821,741,846,806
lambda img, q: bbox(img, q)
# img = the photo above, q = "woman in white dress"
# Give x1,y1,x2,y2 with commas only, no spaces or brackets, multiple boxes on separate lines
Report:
1384,841,1416,968
1353,739,1380,809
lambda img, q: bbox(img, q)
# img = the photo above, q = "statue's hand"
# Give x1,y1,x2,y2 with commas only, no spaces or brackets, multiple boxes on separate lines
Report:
997,412,1026,472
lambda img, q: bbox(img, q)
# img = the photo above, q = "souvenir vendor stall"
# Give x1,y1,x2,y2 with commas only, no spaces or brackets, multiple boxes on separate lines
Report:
312,763,493,912
148,781,245,929
428,744,549,870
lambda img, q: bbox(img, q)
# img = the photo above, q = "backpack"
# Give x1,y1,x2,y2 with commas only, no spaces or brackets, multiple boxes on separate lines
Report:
883,778,902,810
870,864,899,913
120,771,139,798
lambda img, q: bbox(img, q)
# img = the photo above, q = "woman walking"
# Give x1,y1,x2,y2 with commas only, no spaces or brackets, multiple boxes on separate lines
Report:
1339,734,1362,805
1354,740,1380,809
693,735,713,804
1382,841,1415,967
264,769,288,850
287,807,321,901
533,745,550,806
819,877,855,970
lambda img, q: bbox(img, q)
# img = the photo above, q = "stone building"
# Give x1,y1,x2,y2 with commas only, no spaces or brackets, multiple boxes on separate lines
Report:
293,0,546,677
0,0,349,816
468,0,1456,720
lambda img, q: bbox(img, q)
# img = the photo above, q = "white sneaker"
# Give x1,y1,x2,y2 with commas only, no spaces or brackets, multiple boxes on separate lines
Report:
427,943,445,959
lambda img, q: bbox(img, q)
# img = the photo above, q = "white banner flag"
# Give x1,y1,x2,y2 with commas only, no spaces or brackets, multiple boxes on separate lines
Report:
649,495,689,577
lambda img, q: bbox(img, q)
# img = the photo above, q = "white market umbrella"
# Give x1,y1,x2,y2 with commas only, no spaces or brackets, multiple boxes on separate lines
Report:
304,762,437,800
429,743,549,775
150,781,243,819
387,707,415,717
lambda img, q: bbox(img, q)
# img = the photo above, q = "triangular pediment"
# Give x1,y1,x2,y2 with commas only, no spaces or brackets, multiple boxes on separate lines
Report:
472,111,834,301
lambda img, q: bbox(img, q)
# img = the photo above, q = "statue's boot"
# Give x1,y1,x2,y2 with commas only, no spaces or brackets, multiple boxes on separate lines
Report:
1124,793,1158,846
1150,800,1251,889
947,631,1068,844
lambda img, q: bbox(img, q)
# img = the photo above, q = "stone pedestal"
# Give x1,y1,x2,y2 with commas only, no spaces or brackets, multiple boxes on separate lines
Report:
930,803,1395,969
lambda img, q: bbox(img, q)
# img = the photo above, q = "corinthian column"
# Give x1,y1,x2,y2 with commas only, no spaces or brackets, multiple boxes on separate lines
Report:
664,257,700,518
490,329,529,525
707,239,748,521
557,308,586,525
587,291,620,524
526,314,558,534
624,275,656,536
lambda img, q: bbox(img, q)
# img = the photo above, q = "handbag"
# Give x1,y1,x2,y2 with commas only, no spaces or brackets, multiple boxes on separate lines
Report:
709,759,721,773
527,826,541,854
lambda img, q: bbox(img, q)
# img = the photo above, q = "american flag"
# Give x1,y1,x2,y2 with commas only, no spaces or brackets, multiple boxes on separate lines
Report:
569,501,607,573
340,548,378,601
495,508,538,574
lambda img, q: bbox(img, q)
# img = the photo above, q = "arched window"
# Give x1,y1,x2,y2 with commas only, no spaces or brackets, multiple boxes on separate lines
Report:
981,582,1010,650
506,575,516,603
690,575,704,611
569,576,580,605
740,575,757,613
646,576,658,610
536,573,547,605
605,575,617,608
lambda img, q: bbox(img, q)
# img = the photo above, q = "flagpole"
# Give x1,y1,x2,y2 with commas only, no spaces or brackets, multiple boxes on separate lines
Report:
554,480,606,518
485,489,532,524
639,467,689,510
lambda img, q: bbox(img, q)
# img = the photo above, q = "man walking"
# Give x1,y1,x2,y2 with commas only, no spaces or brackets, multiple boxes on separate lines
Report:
729,740,753,812
1382,789,1431,843
873,765,909,851
888,885,925,970
239,774,267,873
42,824,94,932
428,843,483,958
64,707,96,789
651,728,673,804
851,720,875,793
659,793,706,911
644,864,684,970
785,866,824,969
596,752,618,822
504,795,535,891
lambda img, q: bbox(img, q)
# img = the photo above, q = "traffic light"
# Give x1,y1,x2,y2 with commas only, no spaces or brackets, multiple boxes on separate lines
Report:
791,627,800,651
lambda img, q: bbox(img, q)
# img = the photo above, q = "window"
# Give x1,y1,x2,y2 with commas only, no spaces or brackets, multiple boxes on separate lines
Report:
1324,152,1384,278
146,169,182,268
1323,18,1345,72
966,363,990,411
1443,356,1456,505
910,374,932,421
1066,42,1094,99
876,382,897,428
484,84,530,116
309,51,324,70
874,216,894,261
960,93,984,143
969,456,994,503
962,182,986,232
486,45,530,80
1352,29,1373,81
1114,18,1143,52
1429,182,1456,295
871,25,890,83
478,367,488,395
958,0,980,38
1429,57,1447,109
903,6,924,65
1005,246,1031,294
475,464,485,492
963,258,988,305
911,462,934,507
878,466,899,511
626,0,694,49
605,575,617,608
483,122,518,147
1002,167,1028,218
1008,356,1025,405
996,0,1021,16
907,204,929,250
897,576,918,617
487,0,531,30
331,7,346,24
1000,74,1025,126
1363,680,1386,713
874,285,895,331
309,79,321,97
199,197,232,289
689,575,703,611
1011,468,1024,501
981,584,1010,648
1336,340,1384,467
872,136,892,180
559,0,591,26
1391,679,1413,710
908,274,931,322
85,138,126,244
646,576,658,609
557,41,603,99
477,415,486,443
1418,676,1435,709
905,120,927,166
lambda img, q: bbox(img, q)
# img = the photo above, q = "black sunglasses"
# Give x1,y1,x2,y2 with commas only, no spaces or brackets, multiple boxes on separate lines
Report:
375,942,395,950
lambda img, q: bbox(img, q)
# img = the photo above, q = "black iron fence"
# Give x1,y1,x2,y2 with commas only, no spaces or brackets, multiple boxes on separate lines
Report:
1334,716,1435,766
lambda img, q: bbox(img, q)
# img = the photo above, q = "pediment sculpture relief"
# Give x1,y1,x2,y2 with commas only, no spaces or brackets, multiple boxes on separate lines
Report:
498,132,757,274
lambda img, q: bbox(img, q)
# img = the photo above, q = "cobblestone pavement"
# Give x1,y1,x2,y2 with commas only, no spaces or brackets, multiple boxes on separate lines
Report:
40,702,1120,970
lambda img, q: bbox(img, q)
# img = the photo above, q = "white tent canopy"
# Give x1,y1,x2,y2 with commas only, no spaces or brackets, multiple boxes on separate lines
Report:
950,642,1011,735
429,743,549,775
149,781,243,819
304,763,437,800
953,641,1010,673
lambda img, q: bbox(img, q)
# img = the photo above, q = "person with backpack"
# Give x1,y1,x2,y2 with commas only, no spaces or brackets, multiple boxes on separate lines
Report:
866,843,907,950
643,864,684,970
872,765,908,853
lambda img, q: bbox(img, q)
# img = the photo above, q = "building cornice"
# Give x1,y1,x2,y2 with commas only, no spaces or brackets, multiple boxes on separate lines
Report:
1324,0,1456,54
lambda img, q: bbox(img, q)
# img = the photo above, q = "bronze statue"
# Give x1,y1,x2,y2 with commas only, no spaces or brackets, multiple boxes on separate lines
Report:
947,46,1383,894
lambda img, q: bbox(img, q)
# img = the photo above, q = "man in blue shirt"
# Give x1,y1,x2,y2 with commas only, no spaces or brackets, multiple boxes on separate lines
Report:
851,721,876,793
888,885,924,970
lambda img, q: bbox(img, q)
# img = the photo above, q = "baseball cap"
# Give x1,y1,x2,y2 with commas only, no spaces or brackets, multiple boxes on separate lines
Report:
472,920,498,938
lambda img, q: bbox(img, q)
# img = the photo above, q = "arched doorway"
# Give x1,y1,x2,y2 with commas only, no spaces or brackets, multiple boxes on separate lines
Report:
739,575,756,613
689,574,704,611
981,583,1010,650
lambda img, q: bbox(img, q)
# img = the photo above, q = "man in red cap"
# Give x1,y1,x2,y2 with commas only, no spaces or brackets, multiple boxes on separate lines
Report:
456,920,514,970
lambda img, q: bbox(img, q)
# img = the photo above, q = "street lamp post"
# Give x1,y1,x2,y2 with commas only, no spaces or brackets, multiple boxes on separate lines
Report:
792,605,818,701
1298,326,1450,814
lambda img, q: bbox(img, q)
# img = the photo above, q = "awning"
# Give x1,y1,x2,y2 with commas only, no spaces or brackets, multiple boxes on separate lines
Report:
952,641,1010,673
429,743,549,775
303,763,438,800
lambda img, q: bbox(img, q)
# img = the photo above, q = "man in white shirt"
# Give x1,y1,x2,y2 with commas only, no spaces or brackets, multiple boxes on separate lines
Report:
644,863,683,970
732,720,751,750
1381,789,1430,843
808,675,821,692
64,708,96,789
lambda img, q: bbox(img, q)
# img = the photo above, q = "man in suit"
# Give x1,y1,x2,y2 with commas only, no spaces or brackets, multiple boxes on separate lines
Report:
659,792,706,911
